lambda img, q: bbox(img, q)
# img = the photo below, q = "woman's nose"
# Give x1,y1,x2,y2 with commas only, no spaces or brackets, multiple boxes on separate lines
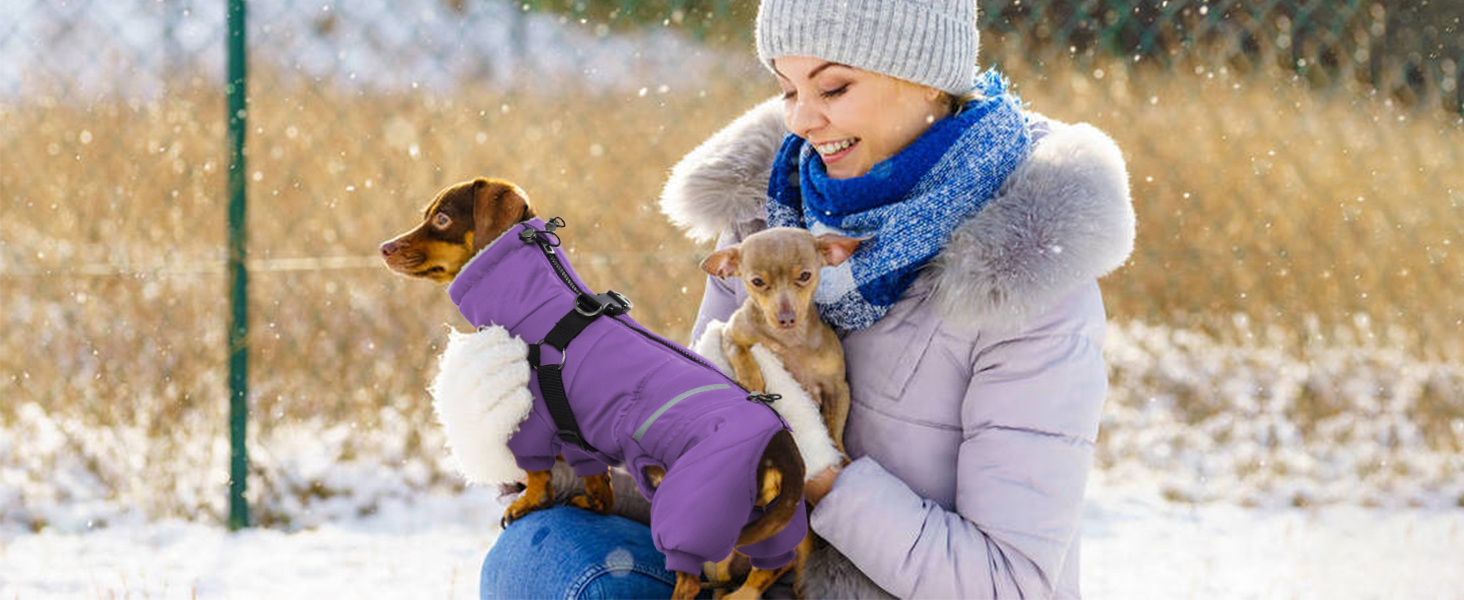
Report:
787,99,826,138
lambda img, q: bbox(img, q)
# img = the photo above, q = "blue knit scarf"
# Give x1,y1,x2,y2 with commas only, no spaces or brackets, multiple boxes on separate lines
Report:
765,70,1032,332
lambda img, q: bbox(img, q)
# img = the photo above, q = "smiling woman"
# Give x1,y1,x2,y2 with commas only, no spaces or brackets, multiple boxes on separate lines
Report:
771,57,953,180
660,0,1133,597
482,0,1134,598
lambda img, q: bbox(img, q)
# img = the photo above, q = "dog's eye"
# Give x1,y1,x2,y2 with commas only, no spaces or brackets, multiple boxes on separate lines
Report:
750,277,765,288
798,271,812,282
433,213,451,229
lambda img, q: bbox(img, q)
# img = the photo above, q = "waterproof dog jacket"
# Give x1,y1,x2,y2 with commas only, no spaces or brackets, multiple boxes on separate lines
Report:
448,218,807,574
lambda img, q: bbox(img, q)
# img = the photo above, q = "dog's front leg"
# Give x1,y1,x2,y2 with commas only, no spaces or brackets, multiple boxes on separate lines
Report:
500,469,554,528
566,470,615,515
724,339,766,394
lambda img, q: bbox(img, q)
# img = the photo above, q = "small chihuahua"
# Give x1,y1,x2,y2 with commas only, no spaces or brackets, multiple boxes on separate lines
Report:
700,227,863,454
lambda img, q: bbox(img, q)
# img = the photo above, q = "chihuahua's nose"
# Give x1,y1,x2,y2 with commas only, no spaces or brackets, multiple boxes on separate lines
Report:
776,309,797,329
380,240,400,257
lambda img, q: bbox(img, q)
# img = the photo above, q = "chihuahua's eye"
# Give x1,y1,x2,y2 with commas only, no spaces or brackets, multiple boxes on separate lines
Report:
750,277,765,288
433,213,451,229
798,271,812,282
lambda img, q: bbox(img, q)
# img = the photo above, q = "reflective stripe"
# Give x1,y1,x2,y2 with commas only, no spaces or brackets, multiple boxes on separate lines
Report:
632,384,731,442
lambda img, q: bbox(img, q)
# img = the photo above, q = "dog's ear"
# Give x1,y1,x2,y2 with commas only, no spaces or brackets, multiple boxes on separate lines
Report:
471,178,533,254
699,246,741,280
814,233,866,267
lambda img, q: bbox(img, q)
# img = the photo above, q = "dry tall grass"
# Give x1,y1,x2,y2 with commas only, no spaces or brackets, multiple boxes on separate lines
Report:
2,43,1461,440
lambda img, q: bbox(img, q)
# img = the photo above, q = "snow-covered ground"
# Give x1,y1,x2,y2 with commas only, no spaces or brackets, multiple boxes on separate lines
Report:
4,481,1462,599
4,319,1463,597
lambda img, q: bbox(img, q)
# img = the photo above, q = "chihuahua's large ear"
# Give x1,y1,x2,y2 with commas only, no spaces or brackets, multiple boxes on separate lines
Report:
471,178,534,253
699,246,741,280
815,233,866,267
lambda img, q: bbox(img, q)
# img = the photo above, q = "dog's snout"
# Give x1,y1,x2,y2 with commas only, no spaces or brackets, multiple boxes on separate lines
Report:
380,240,401,257
776,307,797,329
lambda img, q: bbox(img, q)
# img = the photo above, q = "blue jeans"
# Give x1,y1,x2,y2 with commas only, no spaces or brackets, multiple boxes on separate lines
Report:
480,506,716,599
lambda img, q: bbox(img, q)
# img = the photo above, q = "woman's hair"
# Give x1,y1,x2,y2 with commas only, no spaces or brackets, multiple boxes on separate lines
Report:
940,90,981,115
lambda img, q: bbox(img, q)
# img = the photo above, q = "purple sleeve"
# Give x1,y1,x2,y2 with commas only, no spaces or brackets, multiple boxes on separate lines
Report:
560,444,612,477
505,410,561,472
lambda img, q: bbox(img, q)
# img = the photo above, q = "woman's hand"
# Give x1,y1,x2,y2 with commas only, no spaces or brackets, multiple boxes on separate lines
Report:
803,456,851,507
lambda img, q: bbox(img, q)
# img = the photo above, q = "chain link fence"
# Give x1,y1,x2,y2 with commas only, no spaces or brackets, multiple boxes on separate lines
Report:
2,0,1463,525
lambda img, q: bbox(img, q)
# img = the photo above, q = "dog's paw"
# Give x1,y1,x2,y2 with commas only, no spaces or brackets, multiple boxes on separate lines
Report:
564,492,613,514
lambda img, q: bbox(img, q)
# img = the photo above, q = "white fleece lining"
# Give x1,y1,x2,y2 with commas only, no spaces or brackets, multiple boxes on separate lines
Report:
428,324,536,485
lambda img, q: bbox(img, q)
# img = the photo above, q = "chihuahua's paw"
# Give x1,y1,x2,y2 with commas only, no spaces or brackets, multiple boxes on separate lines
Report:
722,586,764,600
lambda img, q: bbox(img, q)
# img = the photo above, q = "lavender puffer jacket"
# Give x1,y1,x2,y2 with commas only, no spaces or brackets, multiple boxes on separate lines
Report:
657,98,1135,598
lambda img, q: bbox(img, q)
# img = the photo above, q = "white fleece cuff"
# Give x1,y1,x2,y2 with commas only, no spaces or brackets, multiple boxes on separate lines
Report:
428,325,537,485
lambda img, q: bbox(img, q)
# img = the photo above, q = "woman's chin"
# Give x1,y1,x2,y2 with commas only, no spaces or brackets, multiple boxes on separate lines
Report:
824,160,869,180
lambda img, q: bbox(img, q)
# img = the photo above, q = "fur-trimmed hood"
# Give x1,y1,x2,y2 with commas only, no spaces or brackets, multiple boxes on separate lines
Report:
660,97,1135,331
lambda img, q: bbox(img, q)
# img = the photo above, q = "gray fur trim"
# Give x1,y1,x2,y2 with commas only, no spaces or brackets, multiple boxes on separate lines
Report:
925,120,1135,330
658,97,785,243
659,98,1135,331
803,544,896,598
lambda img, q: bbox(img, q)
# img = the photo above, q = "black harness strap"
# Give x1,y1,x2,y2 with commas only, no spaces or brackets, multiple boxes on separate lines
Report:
528,291,632,456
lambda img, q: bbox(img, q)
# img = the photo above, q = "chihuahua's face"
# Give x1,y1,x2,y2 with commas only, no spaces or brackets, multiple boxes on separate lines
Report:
701,228,863,331
379,178,536,283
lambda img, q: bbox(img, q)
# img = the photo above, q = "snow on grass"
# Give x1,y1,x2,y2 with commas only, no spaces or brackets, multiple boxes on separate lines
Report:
2,319,1463,597
2,482,1461,599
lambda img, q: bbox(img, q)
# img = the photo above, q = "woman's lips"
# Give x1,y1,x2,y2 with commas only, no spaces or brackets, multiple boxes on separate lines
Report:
817,138,859,165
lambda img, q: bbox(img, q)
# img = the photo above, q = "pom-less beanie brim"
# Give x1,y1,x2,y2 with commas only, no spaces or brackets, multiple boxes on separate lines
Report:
755,0,979,95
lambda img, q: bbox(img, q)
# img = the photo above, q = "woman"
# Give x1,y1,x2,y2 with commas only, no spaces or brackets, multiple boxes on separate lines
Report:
481,0,1134,597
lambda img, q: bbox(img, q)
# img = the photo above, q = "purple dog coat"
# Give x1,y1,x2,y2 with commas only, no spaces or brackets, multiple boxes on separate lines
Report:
448,218,808,574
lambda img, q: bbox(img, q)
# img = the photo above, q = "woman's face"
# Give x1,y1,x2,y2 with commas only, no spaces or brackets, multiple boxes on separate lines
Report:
773,55,950,180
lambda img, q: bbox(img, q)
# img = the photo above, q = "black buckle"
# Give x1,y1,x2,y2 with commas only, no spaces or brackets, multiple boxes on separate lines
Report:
574,291,632,318
517,222,562,248
747,393,781,406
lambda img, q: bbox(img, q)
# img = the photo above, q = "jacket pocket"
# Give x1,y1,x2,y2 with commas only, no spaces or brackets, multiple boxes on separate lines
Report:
845,295,943,404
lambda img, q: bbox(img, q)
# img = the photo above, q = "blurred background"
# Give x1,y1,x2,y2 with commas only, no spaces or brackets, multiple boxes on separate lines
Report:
2,0,1464,595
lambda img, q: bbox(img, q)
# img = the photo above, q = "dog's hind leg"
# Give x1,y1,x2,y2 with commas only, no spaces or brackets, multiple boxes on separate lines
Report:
566,470,615,515
672,571,704,600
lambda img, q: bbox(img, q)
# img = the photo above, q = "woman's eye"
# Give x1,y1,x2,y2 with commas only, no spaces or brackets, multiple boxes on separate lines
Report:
819,84,849,99
798,271,812,282
434,214,451,228
780,89,796,101
750,277,765,287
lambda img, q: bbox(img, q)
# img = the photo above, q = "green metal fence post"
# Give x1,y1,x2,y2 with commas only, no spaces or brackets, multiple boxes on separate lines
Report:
226,0,251,531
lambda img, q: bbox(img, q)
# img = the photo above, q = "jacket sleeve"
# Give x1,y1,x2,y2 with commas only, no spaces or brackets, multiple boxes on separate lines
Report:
809,329,1106,598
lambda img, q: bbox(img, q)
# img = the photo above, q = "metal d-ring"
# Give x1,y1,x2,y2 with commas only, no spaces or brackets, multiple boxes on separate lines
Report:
529,340,567,370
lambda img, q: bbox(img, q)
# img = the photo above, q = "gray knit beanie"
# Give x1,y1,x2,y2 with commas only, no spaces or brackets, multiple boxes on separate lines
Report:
755,0,979,95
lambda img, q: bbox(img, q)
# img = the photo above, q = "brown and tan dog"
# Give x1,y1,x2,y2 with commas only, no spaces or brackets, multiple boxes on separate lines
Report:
701,227,862,454
378,178,619,522
381,177,808,600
